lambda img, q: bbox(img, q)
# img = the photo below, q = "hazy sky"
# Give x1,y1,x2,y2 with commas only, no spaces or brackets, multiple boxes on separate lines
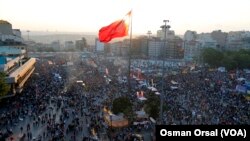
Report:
0,0,250,35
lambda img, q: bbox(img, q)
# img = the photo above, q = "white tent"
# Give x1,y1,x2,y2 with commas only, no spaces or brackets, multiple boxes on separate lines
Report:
151,87,157,91
76,80,83,83
138,97,147,101
147,86,153,90
148,87,157,92
170,86,178,90
171,80,178,85
135,110,148,118
150,117,156,123
155,92,160,95
237,77,246,82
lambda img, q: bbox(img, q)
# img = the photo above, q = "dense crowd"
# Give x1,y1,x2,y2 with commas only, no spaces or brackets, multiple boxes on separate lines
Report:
161,70,250,125
0,54,249,141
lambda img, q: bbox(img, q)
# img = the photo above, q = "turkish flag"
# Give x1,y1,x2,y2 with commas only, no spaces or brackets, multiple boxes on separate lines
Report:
98,11,131,43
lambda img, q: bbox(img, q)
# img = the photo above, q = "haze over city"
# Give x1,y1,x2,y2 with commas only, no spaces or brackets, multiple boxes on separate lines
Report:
1,0,250,35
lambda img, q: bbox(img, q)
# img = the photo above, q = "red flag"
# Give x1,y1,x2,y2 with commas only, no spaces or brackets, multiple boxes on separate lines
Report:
99,11,131,43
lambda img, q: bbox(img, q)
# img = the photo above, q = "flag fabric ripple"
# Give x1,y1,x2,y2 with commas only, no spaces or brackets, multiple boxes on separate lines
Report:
98,11,131,43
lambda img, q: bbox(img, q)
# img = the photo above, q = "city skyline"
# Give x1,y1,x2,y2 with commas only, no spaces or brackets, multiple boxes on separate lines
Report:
0,0,250,35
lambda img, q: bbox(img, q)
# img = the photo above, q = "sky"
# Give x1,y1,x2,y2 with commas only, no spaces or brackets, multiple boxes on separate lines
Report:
0,0,250,35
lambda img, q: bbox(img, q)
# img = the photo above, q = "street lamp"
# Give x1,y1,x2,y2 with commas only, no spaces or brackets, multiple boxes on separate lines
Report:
147,30,152,57
147,30,152,69
160,20,170,124
27,30,30,41
147,30,152,38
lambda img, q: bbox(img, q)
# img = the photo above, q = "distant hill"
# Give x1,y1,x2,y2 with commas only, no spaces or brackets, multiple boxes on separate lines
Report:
21,31,148,45
21,31,97,45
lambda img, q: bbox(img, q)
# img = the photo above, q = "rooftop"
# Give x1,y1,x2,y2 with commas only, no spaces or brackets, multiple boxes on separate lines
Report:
0,46,25,55
0,20,11,25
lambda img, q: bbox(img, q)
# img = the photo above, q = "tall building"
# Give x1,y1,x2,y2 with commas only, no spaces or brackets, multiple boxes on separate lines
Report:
64,41,74,50
211,30,228,49
197,33,217,48
0,20,12,35
129,37,148,58
226,31,250,50
75,37,87,51
184,40,202,61
183,30,200,61
110,41,123,56
0,20,36,99
121,39,130,56
0,47,36,96
184,30,197,41
12,29,21,37
148,37,163,58
0,20,23,44
50,41,61,51
166,37,184,59
157,28,175,40
95,38,104,52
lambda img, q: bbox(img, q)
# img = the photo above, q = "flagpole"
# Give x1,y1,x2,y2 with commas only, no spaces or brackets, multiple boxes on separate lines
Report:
128,10,133,95
160,20,170,124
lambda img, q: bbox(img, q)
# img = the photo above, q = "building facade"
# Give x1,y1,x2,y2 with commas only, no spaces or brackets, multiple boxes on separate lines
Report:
157,28,175,40
211,30,228,49
95,38,104,52
0,20,36,99
184,30,197,41
184,40,202,61
148,38,163,58
0,46,36,98
0,20,23,44
166,37,184,59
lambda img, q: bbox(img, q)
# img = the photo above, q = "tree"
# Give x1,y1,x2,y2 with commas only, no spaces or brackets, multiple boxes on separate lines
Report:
201,48,250,71
221,55,237,71
144,92,160,119
201,48,223,67
112,97,133,118
234,52,250,69
0,72,10,97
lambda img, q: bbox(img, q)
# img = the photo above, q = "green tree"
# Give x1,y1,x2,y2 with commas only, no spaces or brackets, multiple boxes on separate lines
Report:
200,48,250,70
144,92,160,119
221,55,237,71
112,97,133,118
0,72,10,97
201,48,223,67
234,53,250,69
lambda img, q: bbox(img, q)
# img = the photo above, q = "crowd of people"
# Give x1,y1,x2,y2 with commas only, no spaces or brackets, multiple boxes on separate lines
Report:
161,70,250,125
0,53,249,141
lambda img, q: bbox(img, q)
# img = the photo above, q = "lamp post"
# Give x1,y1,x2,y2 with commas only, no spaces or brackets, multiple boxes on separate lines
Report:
147,30,152,57
147,30,152,72
147,30,152,38
160,20,170,124
27,30,30,41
